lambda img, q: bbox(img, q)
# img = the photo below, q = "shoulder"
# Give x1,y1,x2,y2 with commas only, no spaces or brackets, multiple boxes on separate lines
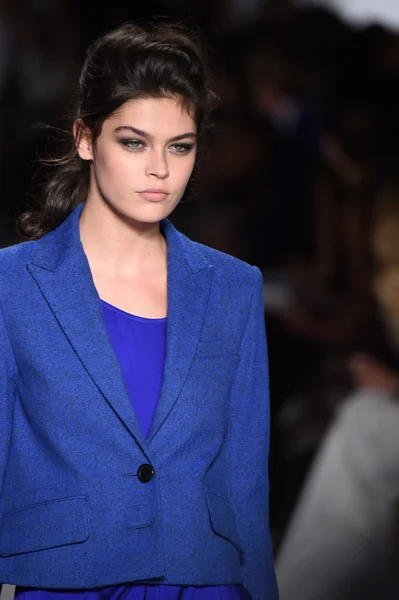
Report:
175,227,260,287
196,240,256,276
169,225,264,319
0,240,37,285
0,239,37,267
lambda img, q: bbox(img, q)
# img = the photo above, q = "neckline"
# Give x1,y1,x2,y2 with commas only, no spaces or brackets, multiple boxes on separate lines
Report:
100,299,167,323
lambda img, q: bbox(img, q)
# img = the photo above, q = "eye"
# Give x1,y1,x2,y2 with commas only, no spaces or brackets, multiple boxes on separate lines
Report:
119,139,146,151
169,143,195,155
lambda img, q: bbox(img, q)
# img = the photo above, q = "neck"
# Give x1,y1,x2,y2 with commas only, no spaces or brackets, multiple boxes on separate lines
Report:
79,197,166,277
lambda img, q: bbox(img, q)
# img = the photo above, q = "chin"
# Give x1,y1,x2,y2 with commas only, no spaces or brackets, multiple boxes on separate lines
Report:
121,205,174,226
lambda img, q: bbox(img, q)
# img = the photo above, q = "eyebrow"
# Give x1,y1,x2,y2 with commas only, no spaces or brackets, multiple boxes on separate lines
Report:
114,125,197,143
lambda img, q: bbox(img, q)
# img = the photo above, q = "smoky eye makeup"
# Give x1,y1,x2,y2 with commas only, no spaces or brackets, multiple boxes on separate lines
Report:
117,138,146,150
169,142,196,154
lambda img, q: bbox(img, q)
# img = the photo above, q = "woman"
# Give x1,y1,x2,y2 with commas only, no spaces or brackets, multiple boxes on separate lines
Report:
0,22,277,600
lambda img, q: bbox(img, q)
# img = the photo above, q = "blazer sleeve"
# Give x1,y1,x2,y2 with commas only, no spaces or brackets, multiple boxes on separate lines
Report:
0,296,18,492
229,266,278,600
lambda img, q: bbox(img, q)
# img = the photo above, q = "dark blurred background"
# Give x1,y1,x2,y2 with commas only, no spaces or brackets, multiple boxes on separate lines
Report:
3,0,399,596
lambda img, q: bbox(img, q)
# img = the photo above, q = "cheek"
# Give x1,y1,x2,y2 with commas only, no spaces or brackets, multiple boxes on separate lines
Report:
97,149,142,182
173,156,196,187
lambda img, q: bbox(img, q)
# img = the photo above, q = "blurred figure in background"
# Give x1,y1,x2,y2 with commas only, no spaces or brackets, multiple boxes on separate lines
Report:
276,179,399,599
265,20,399,534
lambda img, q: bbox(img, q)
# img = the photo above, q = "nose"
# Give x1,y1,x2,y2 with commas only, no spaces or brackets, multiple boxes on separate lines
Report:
145,149,169,179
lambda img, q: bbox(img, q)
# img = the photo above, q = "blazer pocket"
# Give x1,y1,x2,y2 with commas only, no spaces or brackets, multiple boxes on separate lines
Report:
0,496,89,557
205,491,244,555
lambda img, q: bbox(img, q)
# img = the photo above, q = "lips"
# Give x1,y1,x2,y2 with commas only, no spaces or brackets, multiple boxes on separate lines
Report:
138,189,169,202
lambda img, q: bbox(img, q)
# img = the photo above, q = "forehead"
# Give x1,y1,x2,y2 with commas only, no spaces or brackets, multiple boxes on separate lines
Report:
106,97,196,137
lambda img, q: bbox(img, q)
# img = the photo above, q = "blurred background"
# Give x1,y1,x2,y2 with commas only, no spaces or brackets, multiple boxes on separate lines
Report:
3,0,399,597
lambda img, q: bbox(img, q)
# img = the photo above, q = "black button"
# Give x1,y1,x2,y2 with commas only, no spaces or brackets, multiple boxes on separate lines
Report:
137,463,155,483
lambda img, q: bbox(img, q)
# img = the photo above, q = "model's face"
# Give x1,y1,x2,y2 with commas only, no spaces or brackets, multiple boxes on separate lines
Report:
77,97,197,225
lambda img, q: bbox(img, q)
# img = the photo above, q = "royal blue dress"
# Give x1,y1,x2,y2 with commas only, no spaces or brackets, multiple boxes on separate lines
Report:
15,301,251,600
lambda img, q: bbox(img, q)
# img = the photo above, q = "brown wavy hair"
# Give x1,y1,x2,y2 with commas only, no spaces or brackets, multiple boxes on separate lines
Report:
19,21,216,239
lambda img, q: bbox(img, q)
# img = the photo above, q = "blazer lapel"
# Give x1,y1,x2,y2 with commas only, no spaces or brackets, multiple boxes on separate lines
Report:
147,220,214,444
28,205,214,450
28,205,150,457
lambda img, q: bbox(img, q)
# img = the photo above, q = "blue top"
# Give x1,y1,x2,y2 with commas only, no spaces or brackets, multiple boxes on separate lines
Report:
15,301,252,600
100,299,167,438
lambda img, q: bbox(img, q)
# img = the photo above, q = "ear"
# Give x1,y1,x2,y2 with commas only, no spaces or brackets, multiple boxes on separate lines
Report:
74,119,93,161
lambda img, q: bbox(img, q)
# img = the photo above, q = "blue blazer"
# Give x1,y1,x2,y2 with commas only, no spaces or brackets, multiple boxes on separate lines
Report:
0,205,277,600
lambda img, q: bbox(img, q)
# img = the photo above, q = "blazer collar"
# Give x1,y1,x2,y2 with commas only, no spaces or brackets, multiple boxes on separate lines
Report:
28,204,214,452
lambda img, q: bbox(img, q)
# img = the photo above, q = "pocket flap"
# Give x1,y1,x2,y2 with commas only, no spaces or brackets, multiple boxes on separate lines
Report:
205,491,244,554
0,496,89,557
